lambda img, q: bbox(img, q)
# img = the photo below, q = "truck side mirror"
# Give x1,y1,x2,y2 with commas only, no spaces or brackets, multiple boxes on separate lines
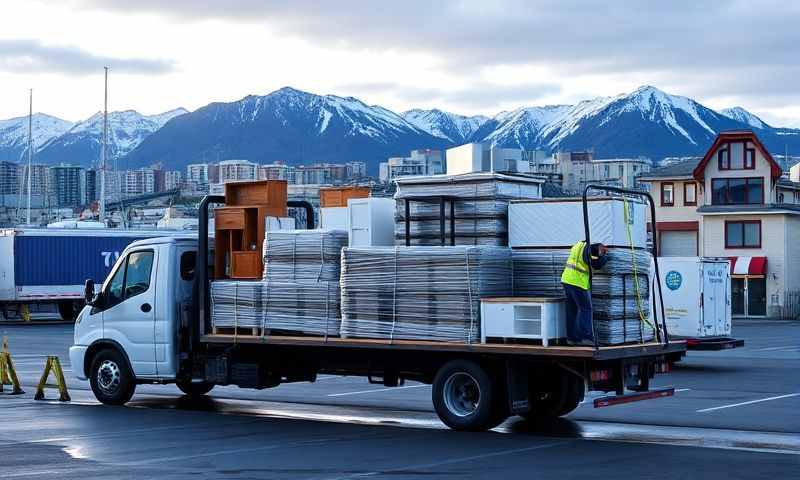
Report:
84,279,96,305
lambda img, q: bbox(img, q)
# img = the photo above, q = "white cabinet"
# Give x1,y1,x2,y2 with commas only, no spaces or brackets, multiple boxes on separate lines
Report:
480,297,566,345
320,207,349,230
347,198,395,247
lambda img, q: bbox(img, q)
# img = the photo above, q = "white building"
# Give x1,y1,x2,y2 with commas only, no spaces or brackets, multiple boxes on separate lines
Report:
380,149,443,182
219,159,257,183
346,161,367,179
555,151,651,192
121,168,156,195
258,162,296,182
445,143,548,176
164,170,182,190
638,130,800,318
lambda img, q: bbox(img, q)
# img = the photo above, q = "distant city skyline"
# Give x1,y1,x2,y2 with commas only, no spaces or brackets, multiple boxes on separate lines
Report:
1,1,798,127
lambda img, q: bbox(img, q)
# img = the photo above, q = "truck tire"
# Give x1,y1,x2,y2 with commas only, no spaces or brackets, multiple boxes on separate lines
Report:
58,300,82,322
176,380,214,397
524,370,584,419
432,360,505,431
89,348,136,406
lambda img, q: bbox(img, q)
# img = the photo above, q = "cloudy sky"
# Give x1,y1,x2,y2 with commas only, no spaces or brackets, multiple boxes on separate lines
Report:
2,0,799,126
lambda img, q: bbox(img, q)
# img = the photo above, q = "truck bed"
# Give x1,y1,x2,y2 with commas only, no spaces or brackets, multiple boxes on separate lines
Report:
201,334,686,361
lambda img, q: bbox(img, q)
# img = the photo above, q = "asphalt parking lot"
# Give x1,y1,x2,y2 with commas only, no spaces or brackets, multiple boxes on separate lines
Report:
1,320,798,479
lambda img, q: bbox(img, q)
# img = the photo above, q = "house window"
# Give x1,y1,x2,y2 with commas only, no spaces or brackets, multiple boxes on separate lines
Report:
725,220,761,248
618,165,625,178
718,142,755,170
661,182,674,206
684,182,697,206
711,177,763,205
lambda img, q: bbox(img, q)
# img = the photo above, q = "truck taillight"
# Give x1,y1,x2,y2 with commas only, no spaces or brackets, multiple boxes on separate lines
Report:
590,369,610,382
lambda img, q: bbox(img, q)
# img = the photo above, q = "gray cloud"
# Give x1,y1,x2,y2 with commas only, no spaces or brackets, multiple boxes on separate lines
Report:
0,39,175,75
72,0,800,110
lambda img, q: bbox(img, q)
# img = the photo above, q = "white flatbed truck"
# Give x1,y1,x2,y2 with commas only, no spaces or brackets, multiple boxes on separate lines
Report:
70,191,687,431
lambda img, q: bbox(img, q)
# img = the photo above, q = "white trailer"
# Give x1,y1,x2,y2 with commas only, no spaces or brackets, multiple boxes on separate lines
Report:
652,257,743,350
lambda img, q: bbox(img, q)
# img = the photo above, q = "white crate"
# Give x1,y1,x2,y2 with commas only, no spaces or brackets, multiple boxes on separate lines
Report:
480,297,566,345
347,197,395,247
509,198,647,248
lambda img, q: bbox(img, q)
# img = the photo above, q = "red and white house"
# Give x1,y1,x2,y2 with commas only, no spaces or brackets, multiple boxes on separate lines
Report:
639,130,800,318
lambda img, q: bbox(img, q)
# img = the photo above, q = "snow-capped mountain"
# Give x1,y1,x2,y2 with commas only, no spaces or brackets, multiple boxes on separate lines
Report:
124,87,448,172
474,86,800,160
402,109,488,144
35,108,187,166
0,113,73,162
719,107,770,129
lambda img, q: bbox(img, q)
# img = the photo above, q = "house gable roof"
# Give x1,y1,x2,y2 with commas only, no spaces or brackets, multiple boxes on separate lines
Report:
692,130,782,183
638,157,700,181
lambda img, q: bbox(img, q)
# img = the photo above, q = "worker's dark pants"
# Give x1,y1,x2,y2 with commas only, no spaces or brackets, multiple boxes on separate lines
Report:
563,283,594,342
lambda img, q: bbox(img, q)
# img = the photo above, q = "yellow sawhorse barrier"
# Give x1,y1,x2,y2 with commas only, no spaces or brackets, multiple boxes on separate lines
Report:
34,356,71,402
0,336,25,395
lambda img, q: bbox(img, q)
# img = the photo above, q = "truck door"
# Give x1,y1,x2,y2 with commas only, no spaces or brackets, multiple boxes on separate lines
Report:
702,261,727,337
102,248,158,376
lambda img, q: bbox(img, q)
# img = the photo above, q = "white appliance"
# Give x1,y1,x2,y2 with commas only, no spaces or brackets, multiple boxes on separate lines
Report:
320,207,349,230
347,197,396,247
651,257,731,339
480,297,566,346
509,198,647,248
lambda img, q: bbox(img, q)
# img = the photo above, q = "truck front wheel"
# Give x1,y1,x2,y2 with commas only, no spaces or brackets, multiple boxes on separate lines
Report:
176,380,214,397
89,349,136,405
432,360,506,431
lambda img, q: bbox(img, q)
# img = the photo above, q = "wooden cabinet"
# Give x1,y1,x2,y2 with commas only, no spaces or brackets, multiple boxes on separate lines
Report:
319,186,370,208
214,180,288,279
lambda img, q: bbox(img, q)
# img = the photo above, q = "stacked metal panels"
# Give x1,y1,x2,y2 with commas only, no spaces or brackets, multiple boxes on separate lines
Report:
262,229,348,282
261,280,341,336
211,229,347,336
511,249,570,297
340,246,513,343
509,246,654,344
210,281,264,329
394,173,542,246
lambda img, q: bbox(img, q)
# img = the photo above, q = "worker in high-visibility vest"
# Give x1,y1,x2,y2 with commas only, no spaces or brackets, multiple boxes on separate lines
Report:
561,241,609,346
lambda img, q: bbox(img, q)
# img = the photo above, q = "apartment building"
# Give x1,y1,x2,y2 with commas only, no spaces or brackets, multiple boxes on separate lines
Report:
219,159,257,183
49,164,85,207
556,151,651,192
639,130,800,318
164,170,182,190
380,149,443,182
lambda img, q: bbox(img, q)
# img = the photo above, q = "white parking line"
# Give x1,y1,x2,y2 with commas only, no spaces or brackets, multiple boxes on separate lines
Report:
697,393,800,413
756,346,799,351
327,384,429,397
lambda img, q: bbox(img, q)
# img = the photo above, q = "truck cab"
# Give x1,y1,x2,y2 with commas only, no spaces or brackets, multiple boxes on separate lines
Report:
70,235,198,403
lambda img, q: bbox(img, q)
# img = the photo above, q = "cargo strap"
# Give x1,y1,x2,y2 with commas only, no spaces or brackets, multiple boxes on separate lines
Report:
622,196,654,332
0,337,25,395
34,356,70,402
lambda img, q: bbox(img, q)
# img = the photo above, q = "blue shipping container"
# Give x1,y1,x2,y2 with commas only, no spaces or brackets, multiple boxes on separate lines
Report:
13,234,157,286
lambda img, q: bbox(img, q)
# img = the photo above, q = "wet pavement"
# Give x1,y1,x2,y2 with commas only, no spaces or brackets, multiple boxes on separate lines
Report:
1,319,798,478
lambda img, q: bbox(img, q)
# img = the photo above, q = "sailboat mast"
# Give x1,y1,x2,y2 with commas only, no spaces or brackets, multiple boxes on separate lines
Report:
99,67,108,223
26,88,33,225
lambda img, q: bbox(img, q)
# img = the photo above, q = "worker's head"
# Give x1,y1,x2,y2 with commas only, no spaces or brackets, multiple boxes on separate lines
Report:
591,243,609,255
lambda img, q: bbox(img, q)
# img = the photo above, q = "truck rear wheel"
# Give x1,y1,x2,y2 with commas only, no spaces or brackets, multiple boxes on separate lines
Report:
176,380,214,397
432,360,506,431
523,370,584,419
89,348,136,405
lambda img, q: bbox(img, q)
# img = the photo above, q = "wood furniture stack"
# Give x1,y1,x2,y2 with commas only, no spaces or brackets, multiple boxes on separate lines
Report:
214,180,288,280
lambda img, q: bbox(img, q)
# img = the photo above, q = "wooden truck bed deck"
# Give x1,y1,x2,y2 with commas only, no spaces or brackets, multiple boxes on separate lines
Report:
201,334,686,361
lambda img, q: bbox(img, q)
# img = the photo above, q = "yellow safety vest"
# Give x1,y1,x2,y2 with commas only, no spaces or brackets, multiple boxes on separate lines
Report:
561,241,590,290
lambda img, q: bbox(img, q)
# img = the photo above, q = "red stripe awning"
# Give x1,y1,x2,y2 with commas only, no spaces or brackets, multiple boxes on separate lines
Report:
729,256,768,275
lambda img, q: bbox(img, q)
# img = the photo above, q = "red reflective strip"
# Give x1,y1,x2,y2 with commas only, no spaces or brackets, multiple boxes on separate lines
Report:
593,388,675,408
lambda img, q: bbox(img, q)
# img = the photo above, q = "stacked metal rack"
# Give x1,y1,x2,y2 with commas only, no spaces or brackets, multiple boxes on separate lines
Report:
340,246,512,343
394,172,543,246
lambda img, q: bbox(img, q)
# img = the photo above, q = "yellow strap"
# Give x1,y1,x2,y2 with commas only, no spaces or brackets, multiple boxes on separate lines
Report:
623,197,654,330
